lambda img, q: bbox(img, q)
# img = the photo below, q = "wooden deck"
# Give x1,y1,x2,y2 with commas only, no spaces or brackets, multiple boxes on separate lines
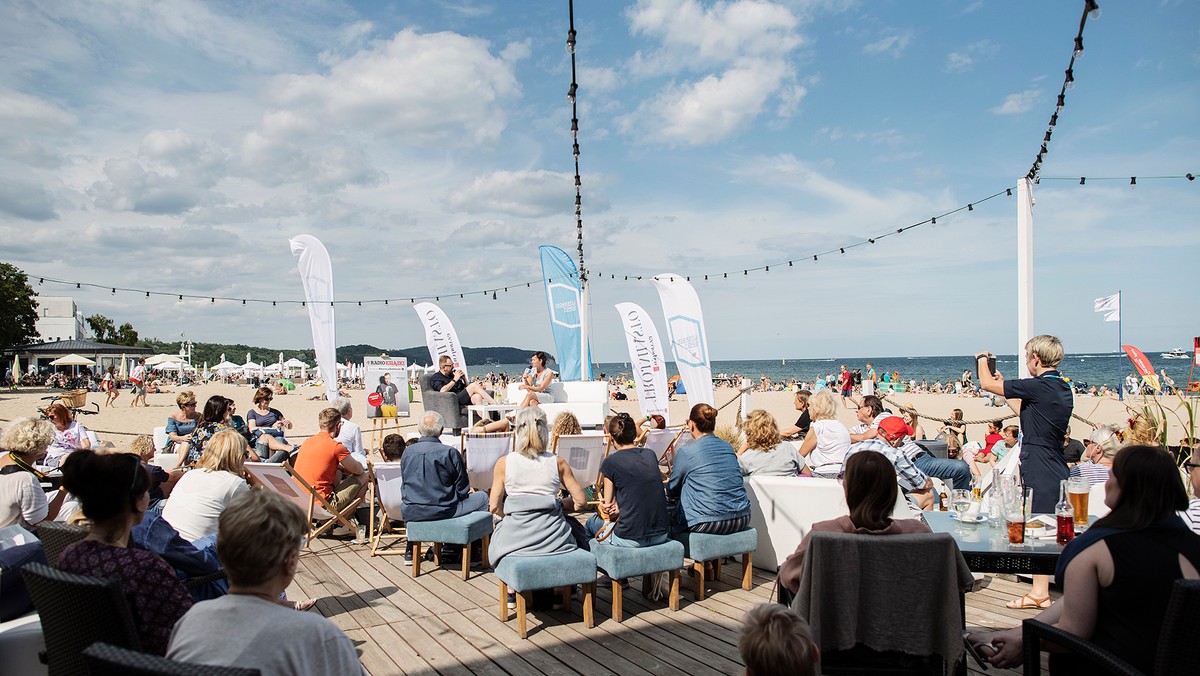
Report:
289,533,1057,675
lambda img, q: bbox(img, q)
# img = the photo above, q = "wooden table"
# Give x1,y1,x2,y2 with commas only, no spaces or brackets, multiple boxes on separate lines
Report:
923,511,1094,576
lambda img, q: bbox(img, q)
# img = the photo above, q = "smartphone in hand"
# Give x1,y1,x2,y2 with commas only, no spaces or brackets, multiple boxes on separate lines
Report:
976,355,997,379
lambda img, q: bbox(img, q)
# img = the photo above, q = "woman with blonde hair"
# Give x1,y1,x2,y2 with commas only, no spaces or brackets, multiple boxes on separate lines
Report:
0,417,66,527
162,430,251,543
164,390,201,453
42,402,92,468
488,407,586,590
549,411,582,451
1070,425,1122,485
738,410,804,477
900,407,926,441
795,389,851,478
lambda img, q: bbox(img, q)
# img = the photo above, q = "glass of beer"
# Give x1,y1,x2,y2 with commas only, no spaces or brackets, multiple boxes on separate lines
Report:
1006,511,1026,545
1067,477,1089,528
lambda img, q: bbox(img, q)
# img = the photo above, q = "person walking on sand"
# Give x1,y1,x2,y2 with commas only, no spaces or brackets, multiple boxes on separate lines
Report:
102,366,120,407
130,358,149,407
838,365,854,408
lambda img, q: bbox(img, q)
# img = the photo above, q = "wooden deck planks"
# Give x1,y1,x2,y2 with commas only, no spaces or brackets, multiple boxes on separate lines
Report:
291,534,1043,676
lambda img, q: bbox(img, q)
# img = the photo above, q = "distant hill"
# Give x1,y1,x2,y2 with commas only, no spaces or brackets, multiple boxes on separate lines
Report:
137,338,550,368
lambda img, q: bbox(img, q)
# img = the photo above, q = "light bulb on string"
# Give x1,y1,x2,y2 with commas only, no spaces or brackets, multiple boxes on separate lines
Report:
566,29,576,53
1064,68,1075,90
567,83,577,104
1073,36,1084,59
1086,0,1101,20
1080,177,1086,185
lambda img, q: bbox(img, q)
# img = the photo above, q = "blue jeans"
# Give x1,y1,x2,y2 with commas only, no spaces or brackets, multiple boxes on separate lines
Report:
453,491,490,516
584,514,670,548
914,453,973,491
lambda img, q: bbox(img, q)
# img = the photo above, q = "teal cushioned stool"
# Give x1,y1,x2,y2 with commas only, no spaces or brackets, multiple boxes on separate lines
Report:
494,549,597,639
674,528,757,601
405,511,493,580
589,539,684,622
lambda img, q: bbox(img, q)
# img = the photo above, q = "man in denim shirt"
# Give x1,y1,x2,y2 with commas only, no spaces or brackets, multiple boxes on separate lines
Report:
844,416,933,510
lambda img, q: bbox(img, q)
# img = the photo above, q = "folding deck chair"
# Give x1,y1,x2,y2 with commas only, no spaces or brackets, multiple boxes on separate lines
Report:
462,431,514,491
368,462,407,556
244,462,361,545
553,432,609,500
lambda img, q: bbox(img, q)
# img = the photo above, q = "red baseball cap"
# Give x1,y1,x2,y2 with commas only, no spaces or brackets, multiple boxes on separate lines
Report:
877,415,913,441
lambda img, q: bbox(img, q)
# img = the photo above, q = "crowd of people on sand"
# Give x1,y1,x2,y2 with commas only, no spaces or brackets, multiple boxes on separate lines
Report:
1,340,1198,674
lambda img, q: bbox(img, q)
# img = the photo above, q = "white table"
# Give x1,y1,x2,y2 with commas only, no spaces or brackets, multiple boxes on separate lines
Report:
745,476,910,571
466,404,517,429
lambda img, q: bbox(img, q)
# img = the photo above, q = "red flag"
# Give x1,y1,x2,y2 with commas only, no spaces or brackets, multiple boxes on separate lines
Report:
1123,344,1160,391
1194,336,1200,367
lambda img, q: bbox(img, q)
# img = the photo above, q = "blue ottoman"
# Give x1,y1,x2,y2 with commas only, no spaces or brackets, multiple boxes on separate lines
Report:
674,528,758,601
589,540,684,621
494,549,597,639
406,511,493,580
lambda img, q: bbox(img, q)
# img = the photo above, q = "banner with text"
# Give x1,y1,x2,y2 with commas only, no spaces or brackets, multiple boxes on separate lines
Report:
364,356,410,419
615,302,670,423
413,303,468,376
1122,344,1160,391
650,274,714,406
539,245,591,381
288,235,338,402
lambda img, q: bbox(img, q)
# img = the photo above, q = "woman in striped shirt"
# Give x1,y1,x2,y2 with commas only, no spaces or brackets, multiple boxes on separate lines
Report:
1068,425,1121,485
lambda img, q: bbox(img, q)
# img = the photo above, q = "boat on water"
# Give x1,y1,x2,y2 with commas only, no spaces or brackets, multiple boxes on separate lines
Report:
1162,348,1190,359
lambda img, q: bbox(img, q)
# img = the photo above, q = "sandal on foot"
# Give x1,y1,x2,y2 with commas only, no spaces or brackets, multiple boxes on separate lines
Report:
293,598,318,612
1005,593,1051,610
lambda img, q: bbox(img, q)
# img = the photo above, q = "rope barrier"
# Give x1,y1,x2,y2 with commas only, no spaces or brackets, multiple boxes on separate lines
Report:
879,394,1015,426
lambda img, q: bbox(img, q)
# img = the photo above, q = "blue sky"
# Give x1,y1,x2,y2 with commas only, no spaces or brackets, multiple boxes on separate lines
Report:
1,0,1197,362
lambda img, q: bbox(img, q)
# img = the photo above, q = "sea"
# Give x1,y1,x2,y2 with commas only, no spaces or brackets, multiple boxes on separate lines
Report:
480,352,1196,390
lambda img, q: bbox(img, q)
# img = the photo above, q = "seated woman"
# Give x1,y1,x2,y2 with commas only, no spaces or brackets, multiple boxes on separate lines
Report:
0,417,66,528
245,387,296,460
488,407,587,571
583,412,670,547
900,407,925,441
795,389,851,478
1069,425,1121,485
667,403,752,536
971,445,1200,672
163,430,251,544
164,390,201,453
549,411,582,451
516,351,555,409
42,403,92,469
185,395,235,466
56,450,193,655
778,450,931,593
737,410,804,477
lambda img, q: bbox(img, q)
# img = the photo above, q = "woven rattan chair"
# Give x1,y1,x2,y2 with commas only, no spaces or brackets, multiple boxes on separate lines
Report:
1022,579,1200,675
35,521,88,567
82,642,262,675
21,561,140,675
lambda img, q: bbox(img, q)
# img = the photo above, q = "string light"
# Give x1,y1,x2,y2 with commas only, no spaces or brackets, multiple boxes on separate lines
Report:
566,0,589,296
1026,1,1099,181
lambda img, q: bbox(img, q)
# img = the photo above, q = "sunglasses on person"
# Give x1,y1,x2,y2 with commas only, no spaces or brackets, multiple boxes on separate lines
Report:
1184,461,1200,472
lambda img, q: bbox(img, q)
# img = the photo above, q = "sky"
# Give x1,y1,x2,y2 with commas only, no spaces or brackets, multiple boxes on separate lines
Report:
1,0,1197,362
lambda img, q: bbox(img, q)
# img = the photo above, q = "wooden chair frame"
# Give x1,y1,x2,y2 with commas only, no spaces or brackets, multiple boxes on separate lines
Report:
498,580,596,639
245,461,362,546
367,464,408,557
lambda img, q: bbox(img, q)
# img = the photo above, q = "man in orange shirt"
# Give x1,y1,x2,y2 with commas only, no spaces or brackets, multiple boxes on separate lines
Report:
293,408,367,536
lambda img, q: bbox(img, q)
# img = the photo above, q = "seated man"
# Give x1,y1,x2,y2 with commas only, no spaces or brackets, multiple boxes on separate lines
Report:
429,355,494,411
331,397,366,466
853,396,973,491
400,411,488,523
380,433,405,462
167,490,365,674
843,416,934,510
292,408,368,536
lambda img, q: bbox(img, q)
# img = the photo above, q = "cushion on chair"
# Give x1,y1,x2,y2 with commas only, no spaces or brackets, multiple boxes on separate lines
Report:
405,511,493,545
588,540,684,580
675,528,758,562
494,549,597,592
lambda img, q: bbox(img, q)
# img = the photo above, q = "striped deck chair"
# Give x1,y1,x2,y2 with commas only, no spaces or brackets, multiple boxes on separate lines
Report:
244,461,360,546
462,431,514,491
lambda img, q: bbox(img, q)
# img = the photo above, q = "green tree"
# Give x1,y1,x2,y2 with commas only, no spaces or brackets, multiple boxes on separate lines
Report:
113,323,139,346
0,263,39,350
86,314,117,342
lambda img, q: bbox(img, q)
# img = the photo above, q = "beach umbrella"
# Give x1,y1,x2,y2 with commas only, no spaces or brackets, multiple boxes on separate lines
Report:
203,361,210,380
50,354,96,366
145,354,184,366
118,353,128,379
11,354,20,384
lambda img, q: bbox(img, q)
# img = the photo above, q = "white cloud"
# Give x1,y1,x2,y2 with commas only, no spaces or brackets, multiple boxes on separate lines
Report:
87,129,231,214
991,89,1039,115
621,58,790,146
579,66,621,93
944,39,997,73
270,29,521,145
625,0,803,73
442,169,581,218
0,88,76,168
862,30,914,58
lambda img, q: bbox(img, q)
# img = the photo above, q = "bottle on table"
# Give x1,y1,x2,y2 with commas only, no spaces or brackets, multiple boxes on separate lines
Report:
1056,479,1075,545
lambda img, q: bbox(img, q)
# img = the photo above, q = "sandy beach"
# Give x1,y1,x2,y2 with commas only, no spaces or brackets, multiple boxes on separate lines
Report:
1,382,1192,452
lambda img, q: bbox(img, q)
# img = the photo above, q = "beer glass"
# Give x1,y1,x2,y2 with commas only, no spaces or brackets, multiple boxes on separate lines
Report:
1067,477,1089,527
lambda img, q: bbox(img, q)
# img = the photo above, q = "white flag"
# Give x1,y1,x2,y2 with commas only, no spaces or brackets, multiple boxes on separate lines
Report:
289,235,339,402
1093,293,1120,322
413,303,469,377
615,302,670,423
650,274,714,406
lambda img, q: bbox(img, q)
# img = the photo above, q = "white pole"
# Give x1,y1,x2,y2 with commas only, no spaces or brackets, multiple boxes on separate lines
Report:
579,276,591,381
1016,177,1034,379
